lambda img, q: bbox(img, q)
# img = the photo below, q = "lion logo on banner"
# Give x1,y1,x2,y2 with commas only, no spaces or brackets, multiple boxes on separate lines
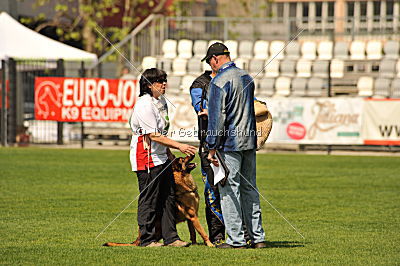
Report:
35,80,62,119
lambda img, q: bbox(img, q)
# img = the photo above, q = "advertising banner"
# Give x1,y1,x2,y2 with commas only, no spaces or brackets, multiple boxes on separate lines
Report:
362,99,400,145
260,97,364,144
34,77,138,122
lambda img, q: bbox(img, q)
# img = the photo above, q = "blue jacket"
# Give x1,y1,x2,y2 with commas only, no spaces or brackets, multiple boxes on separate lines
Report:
206,62,257,152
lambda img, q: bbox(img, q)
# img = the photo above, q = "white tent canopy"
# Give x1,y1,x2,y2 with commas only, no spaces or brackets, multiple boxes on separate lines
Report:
0,12,97,61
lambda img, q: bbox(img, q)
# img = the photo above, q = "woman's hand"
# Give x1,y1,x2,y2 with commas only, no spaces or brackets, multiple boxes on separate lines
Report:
178,143,197,156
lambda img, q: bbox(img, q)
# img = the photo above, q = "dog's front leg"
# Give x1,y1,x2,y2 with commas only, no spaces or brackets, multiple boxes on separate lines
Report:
187,220,197,245
189,216,214,247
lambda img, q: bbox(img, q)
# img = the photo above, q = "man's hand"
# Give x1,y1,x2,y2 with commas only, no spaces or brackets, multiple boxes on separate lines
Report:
198,108,208,118
178,143,197,156
207,149,219,167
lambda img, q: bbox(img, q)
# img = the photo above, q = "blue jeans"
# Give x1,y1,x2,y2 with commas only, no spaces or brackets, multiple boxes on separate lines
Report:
218,149,265,246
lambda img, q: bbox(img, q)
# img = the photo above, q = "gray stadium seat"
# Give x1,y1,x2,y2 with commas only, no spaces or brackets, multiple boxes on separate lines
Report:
257,77,275,97
334,41,349,59
384,40,400,59
296,59,312,78
225,40,238,60
249,59,265,76
379,59,397,78
391,78,400,98
357,76,374,97
313,60,329,78
374,78,391,97
187,58,202,75
286,41,300,60
193,40,208,58
172,58,187,76
280,59,296,77
291,77,307,96
157,58,172,73
239,40,254,59
253,40,269,60
307,77,326,97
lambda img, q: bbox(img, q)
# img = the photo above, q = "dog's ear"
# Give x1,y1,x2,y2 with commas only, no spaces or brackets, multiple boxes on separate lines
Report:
183,155,196,173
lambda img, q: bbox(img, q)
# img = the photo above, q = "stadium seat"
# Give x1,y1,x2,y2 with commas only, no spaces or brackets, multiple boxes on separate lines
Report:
291,77,307,96
234,58,249,70
357,76,374,97
296,59,312,78
350,40,366,60
285,41,300,60
193,40,208,58
264,59,280,78
330,59,344,78
334,41,349,59
391,78,400,98
249,59,265,76
269,41,285,60
307,77,326,97
180,75,197,93
313,60,329,78
374,78,391,97
366,40,383,60
177,39,193,59
162,39,177,59
224,40,238,60
187,57,202,75
274,76,291,96
257,77,275,97
157,58,173,73
301,41,317,60
166,75,182,94
317,41,333,60
172,58,187,76
383,40,400,59
253,40,269,60
280,59,296,77
379,59,397,78
239,40,254,59
141,56,157,70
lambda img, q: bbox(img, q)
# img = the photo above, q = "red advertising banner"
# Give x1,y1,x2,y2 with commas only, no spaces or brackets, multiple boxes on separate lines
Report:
34,77,138,122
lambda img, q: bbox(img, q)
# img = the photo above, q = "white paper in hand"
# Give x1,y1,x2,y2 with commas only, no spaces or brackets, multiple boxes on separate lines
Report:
210,156,226,186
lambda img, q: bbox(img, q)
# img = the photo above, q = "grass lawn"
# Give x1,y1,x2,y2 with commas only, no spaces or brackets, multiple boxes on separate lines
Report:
1,147,399,265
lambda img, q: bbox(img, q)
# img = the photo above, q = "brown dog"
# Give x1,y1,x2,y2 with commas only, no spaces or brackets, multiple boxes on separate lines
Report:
104,155,214,247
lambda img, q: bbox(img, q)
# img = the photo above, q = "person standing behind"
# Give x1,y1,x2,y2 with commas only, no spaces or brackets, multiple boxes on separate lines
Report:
189,68,225,245
129,68,197,247
203,43,266,249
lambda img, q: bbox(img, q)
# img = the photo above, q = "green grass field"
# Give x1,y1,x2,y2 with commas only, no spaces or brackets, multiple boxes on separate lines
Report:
1,147,399,265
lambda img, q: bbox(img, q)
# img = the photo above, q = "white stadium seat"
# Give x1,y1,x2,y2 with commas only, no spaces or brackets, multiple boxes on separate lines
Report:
208,40,222,47
296,59,312,78
180,75,197,93
318,41,333,60
239,40,254,59
202,61,212,72
166,76,181,94
157,58,173,73
264,59,280,78
274,76,291,96
234,58,249,70
285,41,301,60
269,41,285,60
224,40,238,60
193,40,208,58
253,40,269,60
350,40,366,60
162,39,177,59
330,59,344,78
177,39,193,59
141,56,157,70
366,40,383,60
357,76,374,97
301,41,317,60
172,58,187,76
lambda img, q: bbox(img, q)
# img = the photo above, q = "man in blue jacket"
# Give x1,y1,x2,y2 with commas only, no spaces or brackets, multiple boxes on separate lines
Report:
203,42,266,249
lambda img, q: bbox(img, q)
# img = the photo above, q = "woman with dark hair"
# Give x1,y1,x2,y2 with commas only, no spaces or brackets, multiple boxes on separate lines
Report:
129,68,197,247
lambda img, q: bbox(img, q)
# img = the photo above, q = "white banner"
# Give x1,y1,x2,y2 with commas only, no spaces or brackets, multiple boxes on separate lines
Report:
362,99,400,145
260,97,364,144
